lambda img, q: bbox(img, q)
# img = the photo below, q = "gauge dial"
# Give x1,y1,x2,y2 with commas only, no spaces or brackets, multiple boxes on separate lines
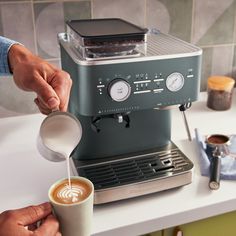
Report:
166,72,184,92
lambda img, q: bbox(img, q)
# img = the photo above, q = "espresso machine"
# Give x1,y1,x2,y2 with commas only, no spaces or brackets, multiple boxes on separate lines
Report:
58,19,202,204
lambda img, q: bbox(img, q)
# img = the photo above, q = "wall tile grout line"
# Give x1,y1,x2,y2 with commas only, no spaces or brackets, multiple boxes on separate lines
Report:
229,44,234,77
33,0,85,3
222,1,236,78
0,1,92,5
30,0,38,55
232,2,236,43
231,1,236,74
0,1,30,4
199,43,236,49
91,0,94,19
190,0,195,44
144,0,147,27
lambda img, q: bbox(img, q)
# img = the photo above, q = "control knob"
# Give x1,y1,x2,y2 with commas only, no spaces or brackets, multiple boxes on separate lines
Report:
108,79,131,102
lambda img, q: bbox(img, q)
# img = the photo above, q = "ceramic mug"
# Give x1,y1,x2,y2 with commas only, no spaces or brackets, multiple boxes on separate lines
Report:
48,176,94,236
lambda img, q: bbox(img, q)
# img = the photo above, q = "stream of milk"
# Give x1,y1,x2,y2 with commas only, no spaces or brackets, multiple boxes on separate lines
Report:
41,114,82,192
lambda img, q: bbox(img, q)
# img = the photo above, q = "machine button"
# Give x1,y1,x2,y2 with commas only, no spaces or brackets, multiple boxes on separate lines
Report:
108,79,131,102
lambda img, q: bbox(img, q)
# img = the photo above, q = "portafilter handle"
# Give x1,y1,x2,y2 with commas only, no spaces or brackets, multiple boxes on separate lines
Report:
206,134,230,190
209,147,222,190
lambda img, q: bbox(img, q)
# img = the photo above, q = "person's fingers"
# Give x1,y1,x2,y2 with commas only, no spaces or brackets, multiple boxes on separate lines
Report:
30,74,60,110
34,98,52,115
34,214,60,236
48,70,72,112
34,70,72,112
55,232,62,236
28,222,38,231
15,202,52,226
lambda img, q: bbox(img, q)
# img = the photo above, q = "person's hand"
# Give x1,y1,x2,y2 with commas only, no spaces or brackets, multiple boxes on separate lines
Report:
8,44,72,114
0,202,61,236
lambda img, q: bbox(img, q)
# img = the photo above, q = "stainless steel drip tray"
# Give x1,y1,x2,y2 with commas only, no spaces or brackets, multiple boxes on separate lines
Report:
71,142,194,204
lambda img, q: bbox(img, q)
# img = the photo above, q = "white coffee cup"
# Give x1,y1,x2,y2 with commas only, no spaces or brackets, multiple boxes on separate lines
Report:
48,176,94,236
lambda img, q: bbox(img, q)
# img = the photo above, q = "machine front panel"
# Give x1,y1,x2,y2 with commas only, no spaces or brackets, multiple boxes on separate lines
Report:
75,56,201,116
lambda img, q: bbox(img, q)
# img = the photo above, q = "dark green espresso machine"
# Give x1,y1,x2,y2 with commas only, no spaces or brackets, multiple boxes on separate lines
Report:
58,19,202,204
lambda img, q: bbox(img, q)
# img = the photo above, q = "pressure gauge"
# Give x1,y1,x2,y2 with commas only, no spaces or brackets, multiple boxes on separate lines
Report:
166,72,185,92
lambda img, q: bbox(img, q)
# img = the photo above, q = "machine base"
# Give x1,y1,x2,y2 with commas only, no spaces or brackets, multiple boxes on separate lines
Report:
71,142,194,204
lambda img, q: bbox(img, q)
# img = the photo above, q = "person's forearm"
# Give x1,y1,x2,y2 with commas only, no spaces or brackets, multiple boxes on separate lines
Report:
0,36,19,74
8,44,37,73
1,37,72,114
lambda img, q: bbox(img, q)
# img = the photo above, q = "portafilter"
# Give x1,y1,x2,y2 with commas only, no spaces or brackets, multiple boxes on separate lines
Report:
206,134,230,190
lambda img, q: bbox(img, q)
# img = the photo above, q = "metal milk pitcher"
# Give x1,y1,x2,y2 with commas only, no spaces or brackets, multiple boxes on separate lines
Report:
37,111,82,162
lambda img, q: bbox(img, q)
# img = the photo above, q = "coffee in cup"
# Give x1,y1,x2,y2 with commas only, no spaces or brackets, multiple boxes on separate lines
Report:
51,178,91,204
48,176,94,236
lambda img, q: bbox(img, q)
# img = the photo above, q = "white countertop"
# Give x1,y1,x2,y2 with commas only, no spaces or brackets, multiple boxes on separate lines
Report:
1,92,236,236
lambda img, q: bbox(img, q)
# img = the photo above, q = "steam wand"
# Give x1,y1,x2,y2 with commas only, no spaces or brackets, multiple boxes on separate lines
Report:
179,103,192,141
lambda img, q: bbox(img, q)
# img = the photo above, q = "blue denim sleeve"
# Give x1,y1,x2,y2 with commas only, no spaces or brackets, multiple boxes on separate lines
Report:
0,36,19,75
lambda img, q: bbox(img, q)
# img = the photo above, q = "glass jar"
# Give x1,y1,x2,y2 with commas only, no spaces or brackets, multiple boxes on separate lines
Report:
207,76,235,111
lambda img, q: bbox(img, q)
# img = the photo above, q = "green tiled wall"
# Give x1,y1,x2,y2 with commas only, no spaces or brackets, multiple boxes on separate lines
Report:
0,0,236,115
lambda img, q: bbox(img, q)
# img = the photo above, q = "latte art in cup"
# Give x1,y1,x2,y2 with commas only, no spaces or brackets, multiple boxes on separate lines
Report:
48,176,94,236
51,179,91,204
